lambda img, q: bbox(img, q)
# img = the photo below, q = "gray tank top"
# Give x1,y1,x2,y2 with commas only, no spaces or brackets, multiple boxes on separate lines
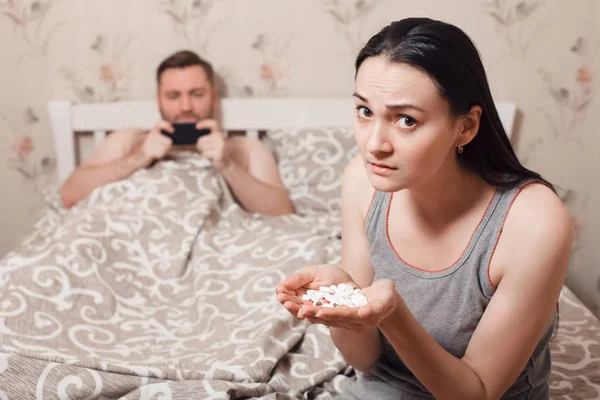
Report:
338,183,555,400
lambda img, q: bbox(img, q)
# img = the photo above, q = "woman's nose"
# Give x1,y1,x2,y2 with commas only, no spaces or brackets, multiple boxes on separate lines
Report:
365,123,393,154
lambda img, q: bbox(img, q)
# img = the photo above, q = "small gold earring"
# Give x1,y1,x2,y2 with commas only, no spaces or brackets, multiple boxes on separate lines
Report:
457,145,464,154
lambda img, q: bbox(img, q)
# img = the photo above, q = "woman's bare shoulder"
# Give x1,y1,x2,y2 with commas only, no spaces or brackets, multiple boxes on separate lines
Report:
505,183,571,236
497,182,573,275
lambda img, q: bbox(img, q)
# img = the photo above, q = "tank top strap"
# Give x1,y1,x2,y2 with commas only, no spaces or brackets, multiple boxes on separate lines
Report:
478,180,541,298
364,190,390,242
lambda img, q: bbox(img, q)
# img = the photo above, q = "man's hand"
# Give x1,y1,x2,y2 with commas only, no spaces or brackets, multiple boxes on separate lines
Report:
195,119,229,171
141,120,174,161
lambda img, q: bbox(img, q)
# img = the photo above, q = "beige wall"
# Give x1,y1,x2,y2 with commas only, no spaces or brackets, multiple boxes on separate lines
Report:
0,0,598,314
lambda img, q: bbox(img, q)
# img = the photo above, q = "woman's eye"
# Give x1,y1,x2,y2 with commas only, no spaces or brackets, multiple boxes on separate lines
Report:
398,116,416,128
357,106,372,118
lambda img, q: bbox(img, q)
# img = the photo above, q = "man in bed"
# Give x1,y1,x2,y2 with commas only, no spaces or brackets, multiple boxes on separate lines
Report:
60,50,294,216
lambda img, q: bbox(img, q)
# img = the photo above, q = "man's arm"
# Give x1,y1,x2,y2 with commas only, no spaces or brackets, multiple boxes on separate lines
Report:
194,120,293,216
219,137,294,216
61,150,152,208
60,122,173,208
60,128,148,208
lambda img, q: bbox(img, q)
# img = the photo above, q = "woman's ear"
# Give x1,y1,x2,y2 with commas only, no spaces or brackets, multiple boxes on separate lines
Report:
457,105,482,147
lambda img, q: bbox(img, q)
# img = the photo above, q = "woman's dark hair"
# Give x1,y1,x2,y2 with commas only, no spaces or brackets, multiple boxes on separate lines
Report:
356,18,554,191
157,50,214,86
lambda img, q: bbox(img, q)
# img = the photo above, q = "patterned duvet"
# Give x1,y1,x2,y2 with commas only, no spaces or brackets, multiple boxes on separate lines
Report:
0,149,598,399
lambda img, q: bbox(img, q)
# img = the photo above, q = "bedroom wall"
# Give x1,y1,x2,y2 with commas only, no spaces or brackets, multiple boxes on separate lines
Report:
0,0,598,315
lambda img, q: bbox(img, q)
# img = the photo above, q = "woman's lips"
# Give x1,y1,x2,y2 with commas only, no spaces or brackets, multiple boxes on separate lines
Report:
368,162,396,176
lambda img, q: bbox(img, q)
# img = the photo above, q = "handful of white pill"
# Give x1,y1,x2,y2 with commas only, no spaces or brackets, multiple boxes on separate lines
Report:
301,283,368,308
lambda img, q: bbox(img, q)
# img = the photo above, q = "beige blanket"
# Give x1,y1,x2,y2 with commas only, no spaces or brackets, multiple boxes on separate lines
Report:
0,154,352,399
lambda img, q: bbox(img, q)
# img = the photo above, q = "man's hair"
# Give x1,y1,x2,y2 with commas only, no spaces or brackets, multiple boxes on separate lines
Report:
156,50,214,86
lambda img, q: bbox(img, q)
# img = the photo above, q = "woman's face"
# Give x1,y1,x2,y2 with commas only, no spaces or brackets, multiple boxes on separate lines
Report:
353,57,462,193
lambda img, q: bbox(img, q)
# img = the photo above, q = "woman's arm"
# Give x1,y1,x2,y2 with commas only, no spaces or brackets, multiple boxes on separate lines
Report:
329,155,382,372
378,184,573,399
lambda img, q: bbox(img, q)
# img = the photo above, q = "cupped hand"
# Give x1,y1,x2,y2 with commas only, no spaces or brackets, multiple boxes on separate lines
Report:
278,272,399,332
276,264,355,316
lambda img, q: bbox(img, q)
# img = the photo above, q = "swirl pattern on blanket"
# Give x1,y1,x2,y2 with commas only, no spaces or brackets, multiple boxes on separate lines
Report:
0,153,351,399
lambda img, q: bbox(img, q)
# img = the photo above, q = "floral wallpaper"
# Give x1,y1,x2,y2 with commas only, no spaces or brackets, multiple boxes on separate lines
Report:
322,0,379,51
0,0,598,316
60,33,134,103
2,107,55,199
1,0,62,59
158,0,221,55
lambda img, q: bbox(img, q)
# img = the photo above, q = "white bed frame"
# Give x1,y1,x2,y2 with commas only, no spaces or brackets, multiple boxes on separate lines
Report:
47,98,517,184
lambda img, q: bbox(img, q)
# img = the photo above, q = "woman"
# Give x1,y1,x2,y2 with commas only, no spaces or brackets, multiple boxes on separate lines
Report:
276,18,572,399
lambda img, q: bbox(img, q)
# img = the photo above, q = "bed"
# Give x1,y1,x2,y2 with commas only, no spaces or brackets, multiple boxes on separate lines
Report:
0,98,597,399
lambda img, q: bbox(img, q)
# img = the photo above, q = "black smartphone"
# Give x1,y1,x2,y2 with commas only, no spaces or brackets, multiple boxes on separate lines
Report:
161,122,211,145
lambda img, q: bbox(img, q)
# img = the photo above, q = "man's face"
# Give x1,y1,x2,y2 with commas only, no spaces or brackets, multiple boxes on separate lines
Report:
157,65,216,122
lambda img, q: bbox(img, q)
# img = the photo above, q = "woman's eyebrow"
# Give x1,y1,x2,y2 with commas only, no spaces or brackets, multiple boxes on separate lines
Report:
353,92,424,112
385,103,425,112
352,92,368,102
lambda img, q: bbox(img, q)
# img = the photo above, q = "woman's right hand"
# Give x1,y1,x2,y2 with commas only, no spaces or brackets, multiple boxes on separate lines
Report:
276,264,356,317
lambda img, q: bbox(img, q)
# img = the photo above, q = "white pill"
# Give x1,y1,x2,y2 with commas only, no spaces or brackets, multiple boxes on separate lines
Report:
350,294,368,307
337,297,351,307
323,293,336,304
308,291,323,302
319,286,335,294
306,284,368,308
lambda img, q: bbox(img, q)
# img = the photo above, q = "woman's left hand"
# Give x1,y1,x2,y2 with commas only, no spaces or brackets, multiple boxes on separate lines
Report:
299,279,400,332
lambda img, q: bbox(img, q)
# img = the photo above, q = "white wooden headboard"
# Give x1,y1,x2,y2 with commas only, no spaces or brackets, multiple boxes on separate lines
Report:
47,98,517,184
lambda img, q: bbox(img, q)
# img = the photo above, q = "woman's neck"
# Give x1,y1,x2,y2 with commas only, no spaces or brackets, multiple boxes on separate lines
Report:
403,163,494,227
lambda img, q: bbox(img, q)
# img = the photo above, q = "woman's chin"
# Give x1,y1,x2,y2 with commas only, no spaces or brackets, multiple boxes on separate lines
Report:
367,173,405,193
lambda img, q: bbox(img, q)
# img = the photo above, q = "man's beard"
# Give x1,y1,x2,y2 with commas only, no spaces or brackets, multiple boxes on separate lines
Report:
159,107,213,123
